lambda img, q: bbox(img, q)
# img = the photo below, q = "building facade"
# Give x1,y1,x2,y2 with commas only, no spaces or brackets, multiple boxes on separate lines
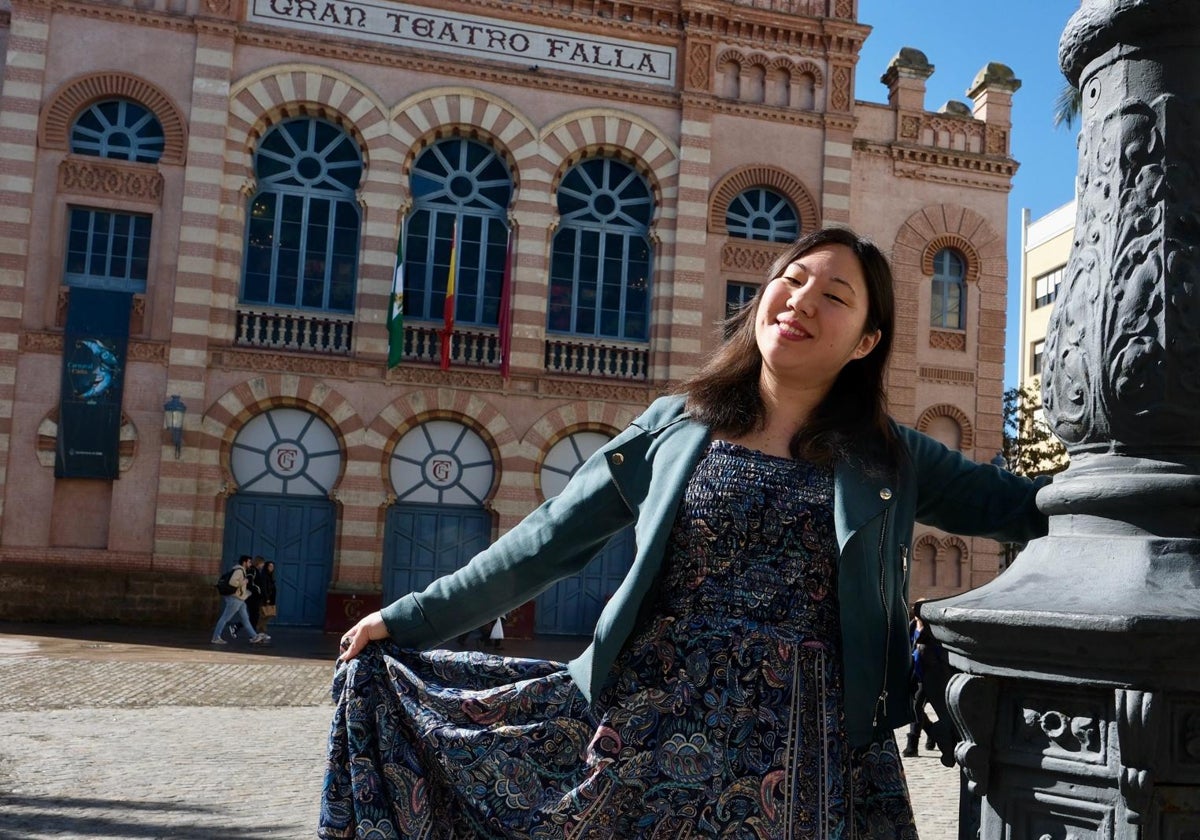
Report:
0,0,1020,633
1019,199,1074,395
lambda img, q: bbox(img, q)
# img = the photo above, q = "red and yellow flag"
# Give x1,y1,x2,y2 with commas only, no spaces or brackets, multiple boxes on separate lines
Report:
440,220,458,371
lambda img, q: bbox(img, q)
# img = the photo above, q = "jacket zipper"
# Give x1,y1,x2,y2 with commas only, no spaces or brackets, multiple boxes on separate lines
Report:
872,508,891,729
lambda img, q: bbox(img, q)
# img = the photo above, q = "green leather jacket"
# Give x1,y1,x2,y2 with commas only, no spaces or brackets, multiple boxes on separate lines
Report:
380,395,1047,746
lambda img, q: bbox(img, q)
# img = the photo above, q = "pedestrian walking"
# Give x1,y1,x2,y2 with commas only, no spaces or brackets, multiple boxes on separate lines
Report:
211,555,270,646
326,227,1049,839
256,559,277,634
245,555,266,629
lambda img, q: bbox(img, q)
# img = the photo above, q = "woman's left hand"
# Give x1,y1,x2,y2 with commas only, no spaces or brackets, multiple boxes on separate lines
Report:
338,611,389,662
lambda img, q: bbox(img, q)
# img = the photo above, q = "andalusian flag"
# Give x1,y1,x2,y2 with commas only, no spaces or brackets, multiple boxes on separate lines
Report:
386,224,405,369
440,220,458,371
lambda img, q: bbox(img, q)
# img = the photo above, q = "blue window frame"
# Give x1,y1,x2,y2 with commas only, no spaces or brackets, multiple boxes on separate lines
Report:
724,281,759,338
70,99,164,164
931,248,966,330
404,138,512,326
726,187,798,243
548,158,653,341
64,207,152,292
241,118,362,313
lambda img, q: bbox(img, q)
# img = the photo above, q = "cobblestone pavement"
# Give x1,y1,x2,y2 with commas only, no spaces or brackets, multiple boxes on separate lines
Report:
0,623,964,839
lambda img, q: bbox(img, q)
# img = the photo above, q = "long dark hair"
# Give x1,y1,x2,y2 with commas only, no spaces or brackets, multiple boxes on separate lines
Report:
683,226,898,468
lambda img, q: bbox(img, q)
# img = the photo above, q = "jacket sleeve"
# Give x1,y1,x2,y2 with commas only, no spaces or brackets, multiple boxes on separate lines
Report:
379,426,641,648
230,568,249,600
898,425,1049,544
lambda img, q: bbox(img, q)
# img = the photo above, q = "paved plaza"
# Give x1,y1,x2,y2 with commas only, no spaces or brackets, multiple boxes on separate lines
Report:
0,623,964,839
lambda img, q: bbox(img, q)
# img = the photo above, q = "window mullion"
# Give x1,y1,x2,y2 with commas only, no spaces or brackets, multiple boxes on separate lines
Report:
268,201,283,306
322,200,338,310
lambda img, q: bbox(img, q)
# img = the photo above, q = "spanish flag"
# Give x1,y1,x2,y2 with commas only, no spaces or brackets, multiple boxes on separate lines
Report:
386,220,405,369
440,220,458,371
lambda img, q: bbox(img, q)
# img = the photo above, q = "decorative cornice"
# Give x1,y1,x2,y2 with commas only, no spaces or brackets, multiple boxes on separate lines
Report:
536,376,657,403
22,331,168,363
918,365,976,386
680,92,826,128
853,141,1017,191
59,158,164,204
721,240,790,274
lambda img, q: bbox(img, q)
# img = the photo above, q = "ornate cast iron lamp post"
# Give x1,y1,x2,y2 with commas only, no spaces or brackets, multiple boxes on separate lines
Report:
924,1,1200,837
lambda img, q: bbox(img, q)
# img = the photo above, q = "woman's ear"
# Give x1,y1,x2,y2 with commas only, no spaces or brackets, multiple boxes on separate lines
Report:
852,329,882,360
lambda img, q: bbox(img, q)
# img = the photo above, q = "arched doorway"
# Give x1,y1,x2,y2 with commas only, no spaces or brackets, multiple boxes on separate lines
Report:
224,408,340,626
383,419,496,603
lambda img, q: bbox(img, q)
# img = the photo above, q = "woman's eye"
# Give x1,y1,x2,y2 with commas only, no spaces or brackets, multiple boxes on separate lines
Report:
826,293,846,305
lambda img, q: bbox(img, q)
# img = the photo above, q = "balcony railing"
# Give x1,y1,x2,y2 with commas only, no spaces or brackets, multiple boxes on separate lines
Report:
402,324,500,368
235,308,353,355
544,336,649,381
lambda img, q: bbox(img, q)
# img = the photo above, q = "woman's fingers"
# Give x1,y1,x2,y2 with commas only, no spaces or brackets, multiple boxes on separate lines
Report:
337,611,389,661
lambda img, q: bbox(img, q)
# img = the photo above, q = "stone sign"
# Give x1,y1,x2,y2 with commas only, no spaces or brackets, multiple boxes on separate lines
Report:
247,0,677,86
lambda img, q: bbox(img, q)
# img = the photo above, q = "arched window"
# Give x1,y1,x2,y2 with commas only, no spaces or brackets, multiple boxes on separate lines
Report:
931,248,966,330
241,118,362,313
63,99,164,293
70,99,164,164
548,157,653,341
404,138,512,326
725,187,799,243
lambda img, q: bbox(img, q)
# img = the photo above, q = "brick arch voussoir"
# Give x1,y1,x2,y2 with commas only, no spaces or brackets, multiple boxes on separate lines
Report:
915,403,975,450
716,49,744,68
895,205,1001,285
227,68,387,173
793,61,825,86
370,390,517,505
542,112,679,210
709,165,820,235
522,401,639,454
371,390,516,459
393,90,537,195
914,532,941,560
203,376,359,455
40,72,188,165
941,535,969,557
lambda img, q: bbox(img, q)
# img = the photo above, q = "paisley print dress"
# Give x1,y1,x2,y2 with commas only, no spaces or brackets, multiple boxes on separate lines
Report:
320,441,919,839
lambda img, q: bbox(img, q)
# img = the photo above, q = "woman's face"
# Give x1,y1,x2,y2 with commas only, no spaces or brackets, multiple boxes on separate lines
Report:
755,243,881,389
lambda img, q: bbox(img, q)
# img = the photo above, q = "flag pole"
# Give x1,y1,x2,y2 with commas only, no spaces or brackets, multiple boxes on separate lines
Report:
386,214,405,369
440,219,458,371
498,226,514,381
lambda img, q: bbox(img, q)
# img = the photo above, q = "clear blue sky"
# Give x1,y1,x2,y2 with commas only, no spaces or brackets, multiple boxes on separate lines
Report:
855,0,1081,388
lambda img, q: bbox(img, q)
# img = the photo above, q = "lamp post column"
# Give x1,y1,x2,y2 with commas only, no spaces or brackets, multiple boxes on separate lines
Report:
924,2,1200,837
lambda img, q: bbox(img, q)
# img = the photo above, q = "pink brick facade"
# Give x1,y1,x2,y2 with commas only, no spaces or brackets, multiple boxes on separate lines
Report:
0,0,1019,628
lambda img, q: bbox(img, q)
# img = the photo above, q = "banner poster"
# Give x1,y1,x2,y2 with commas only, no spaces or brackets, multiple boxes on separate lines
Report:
55,288,133,479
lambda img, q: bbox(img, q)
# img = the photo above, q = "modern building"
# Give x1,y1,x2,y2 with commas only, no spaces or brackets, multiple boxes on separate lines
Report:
0,0,1021,633
1019,199,1075,397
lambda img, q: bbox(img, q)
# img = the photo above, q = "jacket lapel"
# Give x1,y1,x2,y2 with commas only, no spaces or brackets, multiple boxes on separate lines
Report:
834,456,892,552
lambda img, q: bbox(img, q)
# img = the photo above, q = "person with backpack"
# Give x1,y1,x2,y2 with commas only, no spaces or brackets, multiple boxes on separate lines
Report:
211,555,270,645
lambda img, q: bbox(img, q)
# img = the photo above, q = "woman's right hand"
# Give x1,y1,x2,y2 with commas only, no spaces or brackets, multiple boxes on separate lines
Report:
338,610,390,662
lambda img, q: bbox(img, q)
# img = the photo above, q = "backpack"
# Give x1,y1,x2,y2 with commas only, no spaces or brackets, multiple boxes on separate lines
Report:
215,568,238,596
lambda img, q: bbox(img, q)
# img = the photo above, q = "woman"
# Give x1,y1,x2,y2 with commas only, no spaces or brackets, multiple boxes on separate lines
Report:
323,227,1047,838
256,560,277,635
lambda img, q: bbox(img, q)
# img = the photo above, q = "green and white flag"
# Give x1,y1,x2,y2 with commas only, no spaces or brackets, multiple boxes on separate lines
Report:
387,226,405,369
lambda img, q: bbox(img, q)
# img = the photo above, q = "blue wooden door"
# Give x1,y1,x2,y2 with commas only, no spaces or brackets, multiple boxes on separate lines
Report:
535,525,635,636
222,494,335,627
383,503,492,604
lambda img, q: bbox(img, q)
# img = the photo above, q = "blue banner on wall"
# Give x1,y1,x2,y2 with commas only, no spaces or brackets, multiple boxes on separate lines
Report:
55,288,133,479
